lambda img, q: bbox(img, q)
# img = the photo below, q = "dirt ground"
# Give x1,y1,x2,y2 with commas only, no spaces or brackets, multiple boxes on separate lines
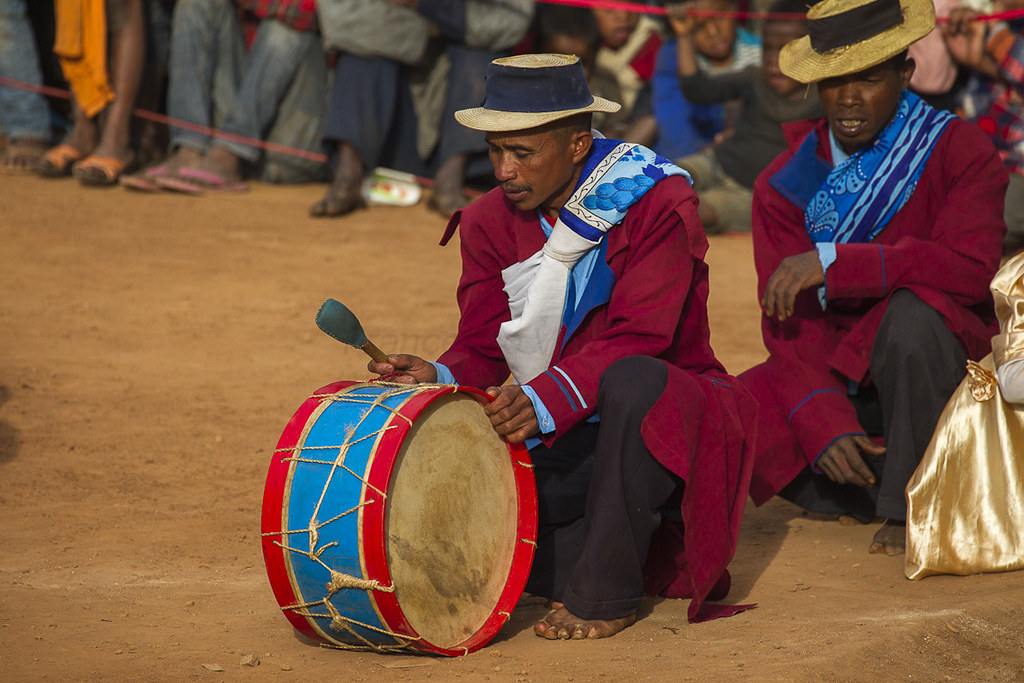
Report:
3,174,1024,681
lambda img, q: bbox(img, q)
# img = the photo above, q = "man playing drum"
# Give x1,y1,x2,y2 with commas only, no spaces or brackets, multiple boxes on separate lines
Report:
369,53,757,639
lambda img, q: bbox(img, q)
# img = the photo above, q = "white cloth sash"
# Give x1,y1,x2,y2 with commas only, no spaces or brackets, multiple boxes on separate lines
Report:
497,223,597,383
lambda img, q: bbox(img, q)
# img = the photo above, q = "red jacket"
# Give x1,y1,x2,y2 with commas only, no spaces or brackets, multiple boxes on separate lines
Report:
741,117,1007,504
438,175,758,621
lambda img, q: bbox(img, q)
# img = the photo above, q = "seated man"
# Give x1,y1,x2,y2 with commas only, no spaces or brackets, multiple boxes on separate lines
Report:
740,0,1007,555
368,54,757,638
311,0,532,218
125,0,328,193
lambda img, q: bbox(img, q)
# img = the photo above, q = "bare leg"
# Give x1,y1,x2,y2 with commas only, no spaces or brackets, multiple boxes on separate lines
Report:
63,101,99,155
310,142,365,217
427,153,468,218
37,101,97,175
90,0,144,164
534,607,636,640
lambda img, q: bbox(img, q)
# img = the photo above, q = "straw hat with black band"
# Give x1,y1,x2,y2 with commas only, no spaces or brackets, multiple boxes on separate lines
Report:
454,54,621,132
779,0,935,84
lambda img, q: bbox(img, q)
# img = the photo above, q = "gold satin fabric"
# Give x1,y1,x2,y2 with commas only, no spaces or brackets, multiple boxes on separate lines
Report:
54,0,114,118
906,253,1024,579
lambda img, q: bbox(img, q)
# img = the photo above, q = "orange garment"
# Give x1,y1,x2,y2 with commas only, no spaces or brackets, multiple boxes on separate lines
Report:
54,0,114,118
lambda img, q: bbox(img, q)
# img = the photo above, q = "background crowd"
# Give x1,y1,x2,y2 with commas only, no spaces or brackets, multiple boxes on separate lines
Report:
1,0,1022,249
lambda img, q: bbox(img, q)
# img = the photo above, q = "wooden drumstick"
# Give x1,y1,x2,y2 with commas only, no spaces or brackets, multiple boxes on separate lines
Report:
315,299,390,364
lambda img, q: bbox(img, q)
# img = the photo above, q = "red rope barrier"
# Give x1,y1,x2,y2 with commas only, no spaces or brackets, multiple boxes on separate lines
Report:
3,3,1024,169
0,74,331,163
533,0,1024,24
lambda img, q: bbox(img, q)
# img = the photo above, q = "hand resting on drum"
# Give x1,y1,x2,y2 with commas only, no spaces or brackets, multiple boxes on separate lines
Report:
367,354,438,384
484,385,539,443
367,356,538,442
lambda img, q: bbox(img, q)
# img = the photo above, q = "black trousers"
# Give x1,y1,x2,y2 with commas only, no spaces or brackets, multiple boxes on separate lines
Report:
780,289,968,522
322,43,495,176
524,356,684,620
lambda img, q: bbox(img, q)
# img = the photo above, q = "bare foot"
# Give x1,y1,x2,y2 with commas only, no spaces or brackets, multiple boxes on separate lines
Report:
311,143,365,218
428,153,469,218
533,607,636,640
1,138,48,174
164,146,204,175
192,145,244,184
868,519,906,556
310,185,365,217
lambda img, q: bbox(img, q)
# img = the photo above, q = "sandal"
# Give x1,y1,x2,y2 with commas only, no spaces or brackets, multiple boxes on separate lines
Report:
155,166,248,195
73,155,129,187
36,143,86,177
121,164,172,192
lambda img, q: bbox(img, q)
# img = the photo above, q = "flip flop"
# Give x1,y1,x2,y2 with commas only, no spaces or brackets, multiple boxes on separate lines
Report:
73,155,128,187
120,164,172,192
36,143,86,177
156,166,248,195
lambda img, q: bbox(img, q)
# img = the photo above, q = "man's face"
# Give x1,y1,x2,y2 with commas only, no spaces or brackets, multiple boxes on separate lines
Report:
761,21,805,98
818,58,915,154
691,0,738,65
593,9,638,50
486,124,591,213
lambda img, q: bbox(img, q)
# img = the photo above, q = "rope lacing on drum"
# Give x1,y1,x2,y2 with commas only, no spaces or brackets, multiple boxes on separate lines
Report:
271,385,432,651
326,570,394,594
271,383,519,654
286,599,414,653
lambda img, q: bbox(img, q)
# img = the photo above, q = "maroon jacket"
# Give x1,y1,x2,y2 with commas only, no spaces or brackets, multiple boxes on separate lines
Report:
438,175,758,621
741,118,1007,505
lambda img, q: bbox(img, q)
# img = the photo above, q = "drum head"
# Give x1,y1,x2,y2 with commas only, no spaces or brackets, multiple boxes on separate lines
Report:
385,392,518,650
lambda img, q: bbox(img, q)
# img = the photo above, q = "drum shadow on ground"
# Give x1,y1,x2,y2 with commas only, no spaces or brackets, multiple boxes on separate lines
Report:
0,385,21,465
492,602,549,645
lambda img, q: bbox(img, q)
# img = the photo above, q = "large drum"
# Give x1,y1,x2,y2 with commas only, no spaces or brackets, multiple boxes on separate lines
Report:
261,381,537,655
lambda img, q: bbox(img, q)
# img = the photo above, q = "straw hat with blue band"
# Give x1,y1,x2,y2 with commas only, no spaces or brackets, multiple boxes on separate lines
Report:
454,54,621,132
779,0,935,84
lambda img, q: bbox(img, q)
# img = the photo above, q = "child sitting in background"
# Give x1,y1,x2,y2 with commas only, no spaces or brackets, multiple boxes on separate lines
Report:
668,0,819,234
653,0,761,160
537,4,646,142
589,6,661,147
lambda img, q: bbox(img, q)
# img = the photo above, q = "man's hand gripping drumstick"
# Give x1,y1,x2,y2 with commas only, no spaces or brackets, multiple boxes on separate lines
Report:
316,298,538,441
315,298,438,383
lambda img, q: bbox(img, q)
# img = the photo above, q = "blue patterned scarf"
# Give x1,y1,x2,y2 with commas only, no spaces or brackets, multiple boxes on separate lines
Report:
496,137,690,383
805,92,955,244
559,137,691,241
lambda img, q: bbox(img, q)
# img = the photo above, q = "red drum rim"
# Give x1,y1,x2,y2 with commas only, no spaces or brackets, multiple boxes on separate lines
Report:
262,381,539,656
